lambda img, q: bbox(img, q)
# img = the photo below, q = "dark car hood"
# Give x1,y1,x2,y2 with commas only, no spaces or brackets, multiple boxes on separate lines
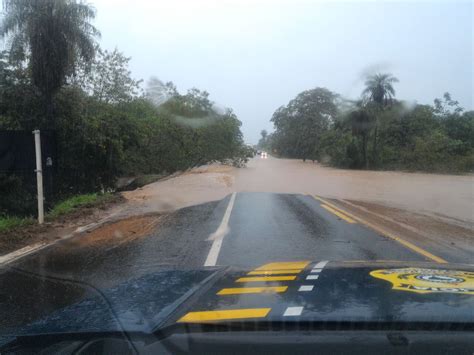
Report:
3,261,474,339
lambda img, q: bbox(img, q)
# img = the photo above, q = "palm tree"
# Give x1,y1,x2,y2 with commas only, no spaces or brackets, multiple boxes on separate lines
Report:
362,73,399,107
0,0,100,121
361,73,398,167
350,107,373,169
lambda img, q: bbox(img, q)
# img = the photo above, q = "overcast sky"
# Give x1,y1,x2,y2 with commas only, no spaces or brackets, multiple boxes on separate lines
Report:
93,0,473,144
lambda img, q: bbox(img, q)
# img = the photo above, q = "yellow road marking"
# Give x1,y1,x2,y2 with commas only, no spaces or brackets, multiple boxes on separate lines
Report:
312,195,447,264
236,276,297,282
217,286,288,295
254,261,310,271
247,269,302,275
177,308,271,323
321,204,356,224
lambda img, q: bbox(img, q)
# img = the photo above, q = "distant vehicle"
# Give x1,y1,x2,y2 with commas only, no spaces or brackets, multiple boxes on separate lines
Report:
256,150,262,156
261,151,268,159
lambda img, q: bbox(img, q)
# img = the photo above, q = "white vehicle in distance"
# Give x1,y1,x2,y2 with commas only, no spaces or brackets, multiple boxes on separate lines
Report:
260,151,268,159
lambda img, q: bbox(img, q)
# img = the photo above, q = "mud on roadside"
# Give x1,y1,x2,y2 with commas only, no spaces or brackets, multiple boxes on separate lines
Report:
60,213,163,250
0,194,126,256
332,198,474,264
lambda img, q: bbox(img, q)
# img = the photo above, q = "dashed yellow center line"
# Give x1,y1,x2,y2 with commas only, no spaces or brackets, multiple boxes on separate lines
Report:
311,195,447,264
247,269,302,275
320,204,356,224
177,308,271,323
236,276,297,282
217,286,288,295
254,261,310,271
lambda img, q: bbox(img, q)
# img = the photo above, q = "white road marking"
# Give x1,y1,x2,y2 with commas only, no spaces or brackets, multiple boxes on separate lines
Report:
0,242,48,266
311,268,323,273
298,285,314,292
314,261,329,269
306,275,319,280
204,192,237,266
283,306,303,316
0,209,125,267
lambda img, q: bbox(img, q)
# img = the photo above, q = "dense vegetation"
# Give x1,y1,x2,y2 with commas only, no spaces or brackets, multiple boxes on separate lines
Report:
263,75,473,173
0,0,251,216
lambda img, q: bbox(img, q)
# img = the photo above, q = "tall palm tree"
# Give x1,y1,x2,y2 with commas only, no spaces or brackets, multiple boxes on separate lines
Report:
361,73,398,167
350,107,372,169
362,73,399,107
0,0,100,121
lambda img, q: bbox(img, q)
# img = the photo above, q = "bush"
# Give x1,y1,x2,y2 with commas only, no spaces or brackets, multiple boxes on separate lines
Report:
1,85,250,216
401,130,473,172
0,174,37,216
319,129,356,168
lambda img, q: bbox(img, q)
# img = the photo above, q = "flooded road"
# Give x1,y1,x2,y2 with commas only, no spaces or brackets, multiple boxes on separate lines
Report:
234,158,474,226
123,157,474,226
1,157,473,333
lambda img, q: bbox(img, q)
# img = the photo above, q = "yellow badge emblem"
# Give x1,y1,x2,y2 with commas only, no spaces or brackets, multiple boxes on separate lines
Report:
370,268,474,295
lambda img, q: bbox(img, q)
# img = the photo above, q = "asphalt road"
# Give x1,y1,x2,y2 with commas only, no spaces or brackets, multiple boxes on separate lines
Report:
1,192,435,332
216,193,422,267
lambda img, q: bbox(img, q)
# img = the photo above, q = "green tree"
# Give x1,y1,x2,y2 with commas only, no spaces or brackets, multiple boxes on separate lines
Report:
433,92,464,116
271,88,338,161
270,79,472,173
73,48,142,104
361,73,399,166
0,0,99,121
160,87,214,118
349,107,373,168
0,50,43,129
362,73,399,106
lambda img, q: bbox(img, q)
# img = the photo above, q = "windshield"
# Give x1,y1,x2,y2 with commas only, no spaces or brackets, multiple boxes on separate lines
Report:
0,0,472,352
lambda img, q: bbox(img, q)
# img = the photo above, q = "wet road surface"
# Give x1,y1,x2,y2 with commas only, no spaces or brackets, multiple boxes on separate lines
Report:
0,192,455,332
218,193,421,267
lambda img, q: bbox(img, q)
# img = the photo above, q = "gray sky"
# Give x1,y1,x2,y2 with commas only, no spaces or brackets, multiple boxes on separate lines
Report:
93,0,473,144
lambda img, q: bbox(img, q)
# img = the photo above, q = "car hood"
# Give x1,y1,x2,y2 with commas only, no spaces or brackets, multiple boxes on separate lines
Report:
3,261,474,338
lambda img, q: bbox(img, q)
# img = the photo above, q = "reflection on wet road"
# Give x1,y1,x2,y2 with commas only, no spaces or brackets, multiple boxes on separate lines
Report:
0,192,462,332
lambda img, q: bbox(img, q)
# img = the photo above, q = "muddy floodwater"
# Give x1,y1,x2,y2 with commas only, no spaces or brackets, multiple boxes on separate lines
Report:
122,157,473,226
2,157,472,332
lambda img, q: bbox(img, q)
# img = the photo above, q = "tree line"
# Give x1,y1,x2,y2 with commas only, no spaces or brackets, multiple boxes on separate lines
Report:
262,74,473,172
0,0,252,216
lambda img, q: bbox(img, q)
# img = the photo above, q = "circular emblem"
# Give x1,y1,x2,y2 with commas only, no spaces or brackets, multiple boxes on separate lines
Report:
369,268,474,295
415,274,464,283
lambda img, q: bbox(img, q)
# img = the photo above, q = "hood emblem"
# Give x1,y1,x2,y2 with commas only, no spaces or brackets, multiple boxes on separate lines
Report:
370,268,474,295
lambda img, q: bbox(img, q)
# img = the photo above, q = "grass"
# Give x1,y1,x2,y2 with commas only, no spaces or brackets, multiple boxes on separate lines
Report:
47,193,110,218
0,192,118,233
0,216,34,233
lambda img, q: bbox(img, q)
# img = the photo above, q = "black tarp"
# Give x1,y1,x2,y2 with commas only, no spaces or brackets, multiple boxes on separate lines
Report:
0,130,56,173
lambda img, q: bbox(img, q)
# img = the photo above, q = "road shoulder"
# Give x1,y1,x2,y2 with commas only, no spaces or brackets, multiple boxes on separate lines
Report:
327,198,474,264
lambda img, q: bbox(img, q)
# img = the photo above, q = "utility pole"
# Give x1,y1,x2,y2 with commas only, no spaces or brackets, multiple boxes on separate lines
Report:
33,130,44,224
